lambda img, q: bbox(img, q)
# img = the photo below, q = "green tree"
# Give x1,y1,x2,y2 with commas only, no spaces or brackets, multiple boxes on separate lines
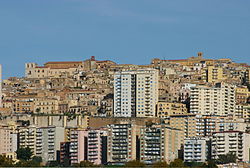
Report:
169,159,185,167
0,155,14,167
152,161,168,167
203,160,218,168
16,147,33,161
185,161,204,167
125,160,145,167
79,160,95,167
31,156,43,166
216,152,237,164
46,160,60,167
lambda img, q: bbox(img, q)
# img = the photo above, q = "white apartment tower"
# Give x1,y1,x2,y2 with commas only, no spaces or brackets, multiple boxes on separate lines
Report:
212,131,250,162
190,83,235,116
114,69,158,117
184,137,209,163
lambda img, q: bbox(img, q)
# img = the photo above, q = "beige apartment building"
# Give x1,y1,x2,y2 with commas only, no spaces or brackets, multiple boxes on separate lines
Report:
190,83,236,116
235,86,250,104
165,114,197,143
107,123,141,164
236,104,250,119
156,102,187,118
140,124,182,164
0,125,17,155
205,66,226,83
34,98,59,114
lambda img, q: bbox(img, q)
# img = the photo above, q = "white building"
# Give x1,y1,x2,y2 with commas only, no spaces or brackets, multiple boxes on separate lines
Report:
190,83,235,116
114,69,158,117
184,137,209,163
212,131,250,162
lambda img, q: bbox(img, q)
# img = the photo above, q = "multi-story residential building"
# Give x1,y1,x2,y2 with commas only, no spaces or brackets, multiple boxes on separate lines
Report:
235,86,250,104
0,125,17,155
64,128,107,165
140,125,182,164
212,131,250,162
156,102,187,118
34,98,59,114
107,123,140,164
179,83,197,103
19,126,64,162
114,69,158,117
166,114,197,141
235,104,250,119
184,137,210,163
36,126,64,162
13,98,35,114
205,66,226,83
19,125,37,153
196,115,249,137
190,83,236,116
244,69,250,84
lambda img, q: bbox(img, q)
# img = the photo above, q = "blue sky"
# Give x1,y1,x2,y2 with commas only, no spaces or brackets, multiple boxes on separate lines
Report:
0,0,249,79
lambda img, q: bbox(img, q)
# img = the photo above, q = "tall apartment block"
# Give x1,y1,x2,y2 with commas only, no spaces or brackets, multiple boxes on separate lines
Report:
19,126,64,162
107,123,140,164
114,69,158,117
190,83,235,116
205,66,225,83
0,125,18,157
165,114,197,141
63,128,107,165
140,125,182,164
212,131,250,162
184,137,210,163
196,115,249,137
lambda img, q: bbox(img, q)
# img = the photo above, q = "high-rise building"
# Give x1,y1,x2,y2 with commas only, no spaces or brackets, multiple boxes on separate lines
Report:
205,66,226,83
114,69,158,117
190,83,236,116
107,123,140,164
62,128,107,165
196,115,249,137
19,126,64,162
166,114,197,141
212,131,250,162
140,125,182,164
0,125,17,155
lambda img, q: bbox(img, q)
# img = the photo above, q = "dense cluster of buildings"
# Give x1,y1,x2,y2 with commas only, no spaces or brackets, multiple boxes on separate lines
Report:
0,53,250,166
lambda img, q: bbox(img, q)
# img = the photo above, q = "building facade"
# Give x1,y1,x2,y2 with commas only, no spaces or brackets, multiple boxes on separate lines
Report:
190,83,235,116
114,69,158,117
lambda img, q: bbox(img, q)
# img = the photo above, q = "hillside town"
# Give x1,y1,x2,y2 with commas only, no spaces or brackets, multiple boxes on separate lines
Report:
0,52,250,167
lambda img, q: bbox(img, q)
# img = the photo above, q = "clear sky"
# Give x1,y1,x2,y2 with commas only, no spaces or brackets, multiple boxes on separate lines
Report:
0,0,249,79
